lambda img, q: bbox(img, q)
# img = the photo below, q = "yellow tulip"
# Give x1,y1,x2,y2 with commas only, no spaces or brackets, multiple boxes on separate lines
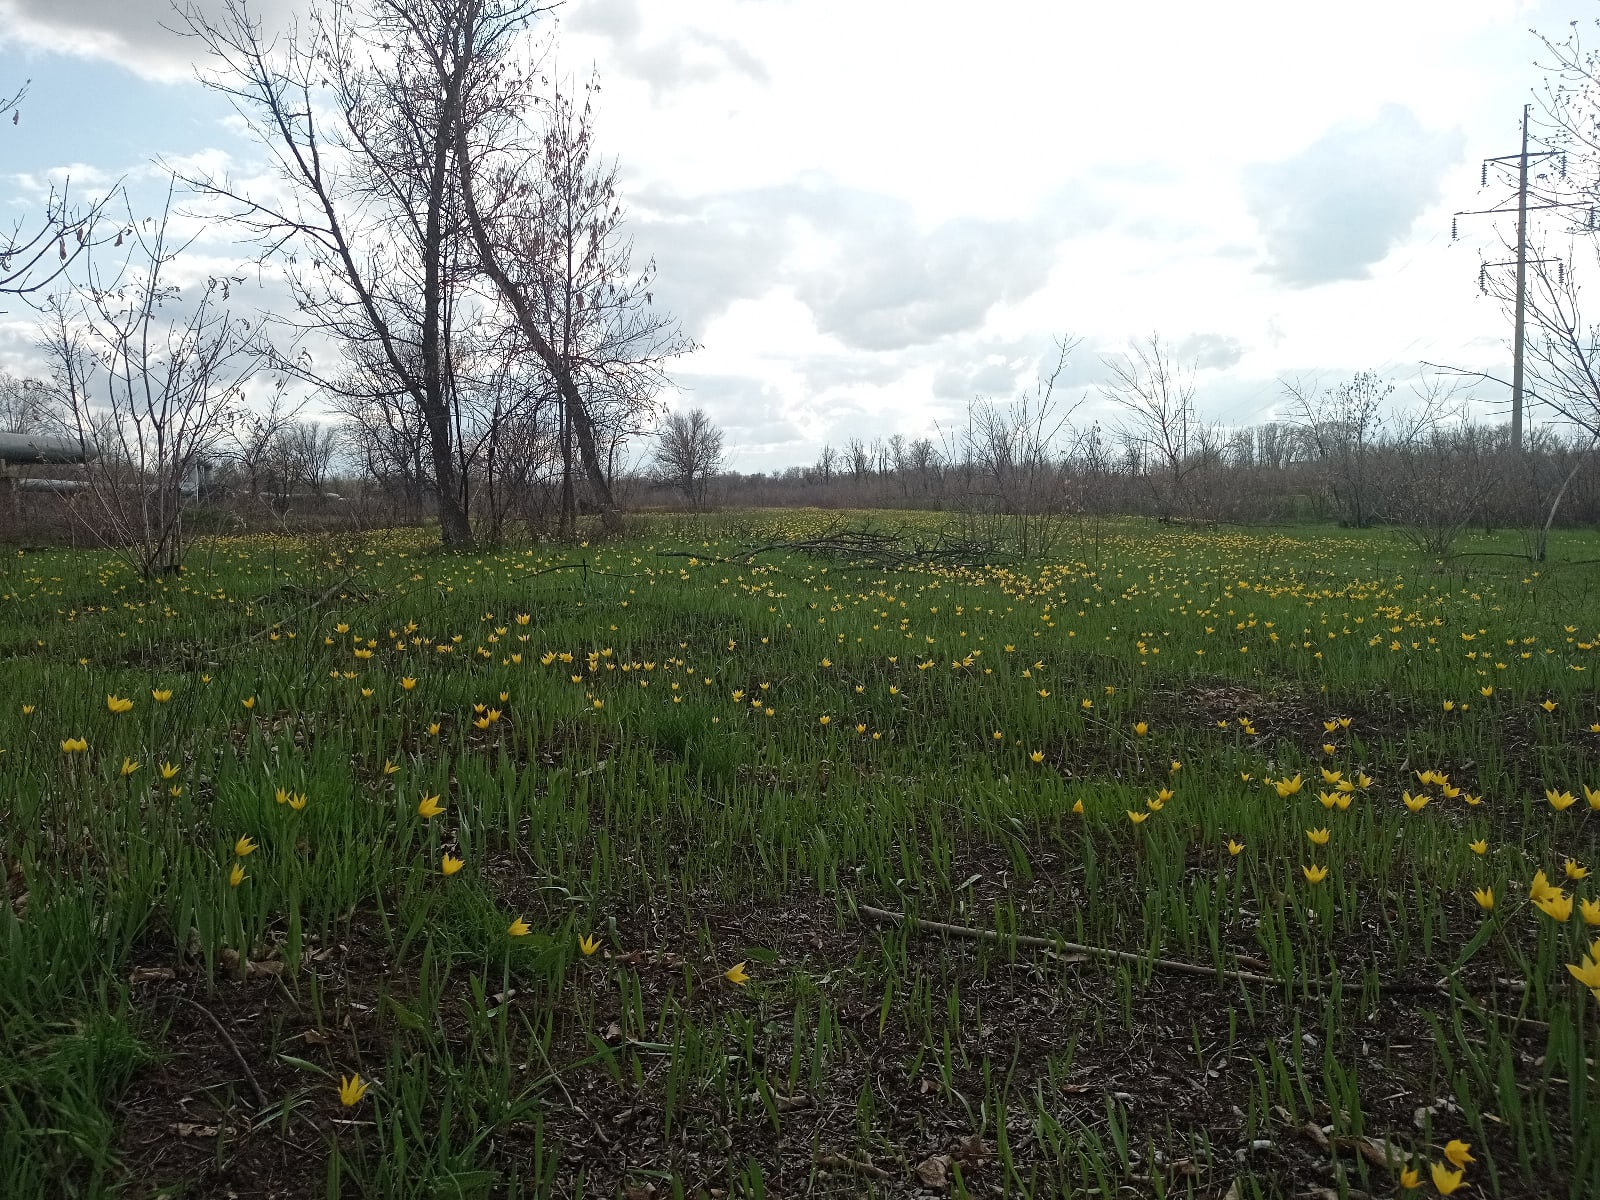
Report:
508,917,531,937
338,1074,368,1106
1548,788,1577,811
724,961,750,986
1429,1162,1464,1195
1303,863,1328,884
1473,887,1494,911
1534,890,1574,922
440,853,463,876
578,933,601,956
417,794,445,819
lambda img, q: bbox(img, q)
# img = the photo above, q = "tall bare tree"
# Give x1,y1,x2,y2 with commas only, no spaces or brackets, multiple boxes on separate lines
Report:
178,0,489,546
653,407,724,508
447,49,692,535
1100,333,1208,520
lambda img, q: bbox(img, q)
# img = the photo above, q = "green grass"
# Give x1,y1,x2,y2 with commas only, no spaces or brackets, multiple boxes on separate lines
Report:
1,511,1597,1197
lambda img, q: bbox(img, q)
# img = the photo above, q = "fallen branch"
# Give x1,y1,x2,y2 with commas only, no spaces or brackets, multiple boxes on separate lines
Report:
860,904,1285,987
857,905,1516,998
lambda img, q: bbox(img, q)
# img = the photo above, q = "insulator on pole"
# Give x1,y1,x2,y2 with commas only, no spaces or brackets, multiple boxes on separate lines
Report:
1481,163,1488,187
1479,265,1488,294
1561,153,1568,178
1559,261,1566,285
1452,217,1459,240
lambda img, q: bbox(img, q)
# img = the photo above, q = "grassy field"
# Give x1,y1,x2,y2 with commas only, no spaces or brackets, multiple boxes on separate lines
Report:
2,510,1599,1199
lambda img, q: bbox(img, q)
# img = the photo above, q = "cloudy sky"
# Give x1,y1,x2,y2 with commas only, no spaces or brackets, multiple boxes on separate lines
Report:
0,0,1589,469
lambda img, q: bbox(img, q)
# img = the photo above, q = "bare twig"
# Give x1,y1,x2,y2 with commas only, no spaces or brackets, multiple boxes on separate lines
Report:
181,995,268,1109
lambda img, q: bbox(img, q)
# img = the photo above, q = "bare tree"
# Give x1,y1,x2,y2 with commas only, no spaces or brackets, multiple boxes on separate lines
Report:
1283,371,1392,528
40,188,271,577
945,337,1082,556
449,54,692,536
178,0,492,546
0,371,60,433
653,407,725,508
222,386,299,510
1100,333,1206,520
279,419,342,496
1380,380,1496,559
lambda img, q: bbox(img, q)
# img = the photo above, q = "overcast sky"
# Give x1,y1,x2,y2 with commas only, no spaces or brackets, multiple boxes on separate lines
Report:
0,0,1589,469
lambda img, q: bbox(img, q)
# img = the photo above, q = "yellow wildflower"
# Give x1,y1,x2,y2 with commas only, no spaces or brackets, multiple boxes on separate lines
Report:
1534,890,1574,922
1429,1162,1464,1195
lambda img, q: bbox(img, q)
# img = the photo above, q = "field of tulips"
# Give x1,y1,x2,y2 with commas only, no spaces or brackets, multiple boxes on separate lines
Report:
2,510,1598,1198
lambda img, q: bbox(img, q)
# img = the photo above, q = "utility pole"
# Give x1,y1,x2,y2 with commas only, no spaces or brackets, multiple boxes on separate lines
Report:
1455,104,1578,452
1512,104,1529,453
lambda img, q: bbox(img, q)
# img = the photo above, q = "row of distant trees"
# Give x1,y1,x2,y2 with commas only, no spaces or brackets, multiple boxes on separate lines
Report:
667,338,1600,562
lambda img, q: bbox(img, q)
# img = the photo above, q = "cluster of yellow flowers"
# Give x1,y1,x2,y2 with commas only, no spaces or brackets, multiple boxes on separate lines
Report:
1398,1139,1475,1193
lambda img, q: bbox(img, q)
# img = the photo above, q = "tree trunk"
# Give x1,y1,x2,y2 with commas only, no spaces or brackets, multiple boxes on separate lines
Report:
418,38,473,549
